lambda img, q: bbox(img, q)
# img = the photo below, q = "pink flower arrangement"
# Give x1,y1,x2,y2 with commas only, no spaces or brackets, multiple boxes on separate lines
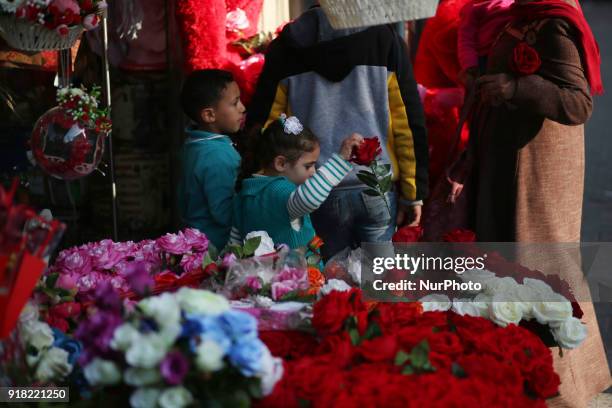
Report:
270,266,309,301
6,0,106,34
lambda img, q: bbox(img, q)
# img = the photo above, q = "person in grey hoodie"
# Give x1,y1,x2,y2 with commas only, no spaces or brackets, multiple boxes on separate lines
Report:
246,6,428,259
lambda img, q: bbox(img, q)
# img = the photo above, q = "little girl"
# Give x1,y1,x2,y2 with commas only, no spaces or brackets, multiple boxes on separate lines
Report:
230,114,363,249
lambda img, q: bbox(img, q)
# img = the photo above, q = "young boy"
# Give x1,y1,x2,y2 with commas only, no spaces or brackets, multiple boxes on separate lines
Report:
177,69,246,250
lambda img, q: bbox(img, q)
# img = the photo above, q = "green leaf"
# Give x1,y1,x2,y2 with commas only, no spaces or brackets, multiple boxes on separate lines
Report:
395,350,410,366
298,399,311,408
363,322,382,341
229,245,243,259
46,273,59,289
401,366,415,375
357,171,379,188
202,252,215,268
242,236,262,257
379,176,392,193
349,328,360,346
452,362,466,378
409,340,430,368
207,243,219,261
374,164,390,177
363,189,380,197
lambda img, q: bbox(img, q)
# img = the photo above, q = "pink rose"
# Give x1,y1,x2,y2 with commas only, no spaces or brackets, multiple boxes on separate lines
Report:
182,228,209,252
271,281,298,301
245,276,263,291
50,0,80,14
77,271,106,291
83,14,99,30
88,242,125,270
221,253,237,269
56,272,79,291
180,252,204,273
62,250,93,275
273,266,309,291
156,233,189,255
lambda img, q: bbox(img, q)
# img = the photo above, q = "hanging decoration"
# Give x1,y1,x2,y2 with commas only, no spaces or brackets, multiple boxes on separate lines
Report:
29,85,110,180
0,0,107,51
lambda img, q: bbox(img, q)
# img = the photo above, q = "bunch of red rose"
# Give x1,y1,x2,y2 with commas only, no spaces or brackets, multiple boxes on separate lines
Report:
257,288,559,408
13,0,104,34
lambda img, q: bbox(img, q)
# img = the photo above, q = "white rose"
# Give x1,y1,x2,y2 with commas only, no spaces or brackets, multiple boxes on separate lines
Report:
126,334,168,368
130,388,161,408
552,317,588,349
125,367,162,386
84,358,122,386
257,347,284,396
489,294,524,327
347,248,362,284
138,293,181,328
19,301,40,325
226,8,250,32
245,231,276,256
523,278,556,299
531,293,573,325
472,293,492,317
21,320,54,351
111,323,141,351
419,294,452,312
320,279,352,296
451,298,482,317
34,347,72,382
460,269,496,287
195,339,226,372
158,323,182,347
176,288,230,316
483,277,520,298
159,386,194,408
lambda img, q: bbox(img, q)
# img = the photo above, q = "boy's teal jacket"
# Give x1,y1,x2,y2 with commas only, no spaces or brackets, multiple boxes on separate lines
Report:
234,176,315,249
178,129,240,250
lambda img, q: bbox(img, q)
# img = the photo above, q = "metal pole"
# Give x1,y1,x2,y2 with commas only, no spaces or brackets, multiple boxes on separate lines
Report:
101,10,119,241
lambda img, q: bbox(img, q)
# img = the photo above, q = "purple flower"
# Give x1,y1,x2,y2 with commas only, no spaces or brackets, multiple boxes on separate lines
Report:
221,253,237,270
75,310,123,365
179,252,204,274
245,276,262,291
271,281,298,301
125,262,154,295
94,281,123,312
160,351,189,385
157,233,190,255
182,228,209,252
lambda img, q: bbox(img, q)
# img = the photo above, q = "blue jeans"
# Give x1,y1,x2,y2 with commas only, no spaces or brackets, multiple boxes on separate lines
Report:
311,188,398,260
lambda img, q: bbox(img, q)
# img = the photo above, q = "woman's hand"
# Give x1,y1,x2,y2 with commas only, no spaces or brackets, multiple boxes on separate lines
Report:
339,133,364,161
477,73,517,106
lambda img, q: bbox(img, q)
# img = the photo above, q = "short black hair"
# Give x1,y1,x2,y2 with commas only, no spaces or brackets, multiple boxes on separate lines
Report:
180,69,235,123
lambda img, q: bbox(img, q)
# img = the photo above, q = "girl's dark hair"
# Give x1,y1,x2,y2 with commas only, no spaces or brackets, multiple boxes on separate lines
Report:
237,118,319,190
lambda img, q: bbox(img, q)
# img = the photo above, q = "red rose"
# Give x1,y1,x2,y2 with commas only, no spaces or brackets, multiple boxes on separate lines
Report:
441,229,476,242
513,42,541,75
312,290,354,335
351,137,382,166
260,330,317,359
427,332,463,358
392,225,423,243
357,335,399,362
527,361,560,398
49,301,81,319
46,315,69,332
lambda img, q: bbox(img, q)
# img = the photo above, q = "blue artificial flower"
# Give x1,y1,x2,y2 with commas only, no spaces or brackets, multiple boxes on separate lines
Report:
218,310,258,342
52,328,83,366
229,338,265,377
183,314,231,353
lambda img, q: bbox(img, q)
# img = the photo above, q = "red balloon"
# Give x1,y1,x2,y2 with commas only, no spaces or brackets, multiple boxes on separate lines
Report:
30,107,106,180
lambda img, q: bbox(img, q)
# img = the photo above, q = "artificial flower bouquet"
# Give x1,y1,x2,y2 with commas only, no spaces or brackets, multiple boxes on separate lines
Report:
76,285,283,407
37,228,218,333
56,85,111,134
0,0,107,34
222,231,325,302
258,288,560,407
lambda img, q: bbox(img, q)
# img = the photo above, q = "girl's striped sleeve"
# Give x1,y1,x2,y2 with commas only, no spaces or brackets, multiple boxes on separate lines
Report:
287,154,352,220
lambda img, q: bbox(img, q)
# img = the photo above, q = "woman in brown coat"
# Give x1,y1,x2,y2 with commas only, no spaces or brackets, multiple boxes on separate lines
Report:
456,0,611,406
